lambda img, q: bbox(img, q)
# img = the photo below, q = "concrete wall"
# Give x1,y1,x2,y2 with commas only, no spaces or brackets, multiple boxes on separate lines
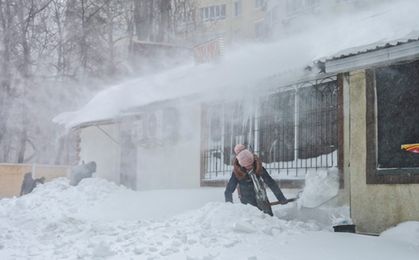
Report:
79,124,121,184
338,74,352,206
136,104,201,190
348,70,419,234
78,104,201,191
0,164,69,198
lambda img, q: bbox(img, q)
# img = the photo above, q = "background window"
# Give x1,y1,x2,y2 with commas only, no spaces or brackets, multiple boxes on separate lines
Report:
255,0,264,8
234,0,242,16
201,5,227,21
220,5,226,18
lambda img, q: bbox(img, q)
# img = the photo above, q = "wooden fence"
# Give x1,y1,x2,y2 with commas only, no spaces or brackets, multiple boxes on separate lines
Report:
0,163,71,198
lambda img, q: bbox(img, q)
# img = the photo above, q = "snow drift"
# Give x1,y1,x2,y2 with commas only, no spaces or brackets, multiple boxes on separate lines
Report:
0,178,418,260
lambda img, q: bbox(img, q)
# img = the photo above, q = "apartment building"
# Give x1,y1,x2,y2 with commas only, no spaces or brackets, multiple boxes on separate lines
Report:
191,0,271,44
273,0,392,29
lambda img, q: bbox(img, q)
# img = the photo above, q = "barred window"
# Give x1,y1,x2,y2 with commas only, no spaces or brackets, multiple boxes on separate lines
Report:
201,78,339,182
258,90,295,163
298,81,338,164
203,101,254,180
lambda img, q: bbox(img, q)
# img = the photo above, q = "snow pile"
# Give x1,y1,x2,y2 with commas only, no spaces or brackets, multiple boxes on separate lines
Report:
0,178,318,259
1,178,419,260
298,168,339,208
0,178,119,221
380,222,419,247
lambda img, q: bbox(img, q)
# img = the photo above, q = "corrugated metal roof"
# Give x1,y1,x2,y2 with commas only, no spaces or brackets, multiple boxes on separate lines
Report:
318,31,419,62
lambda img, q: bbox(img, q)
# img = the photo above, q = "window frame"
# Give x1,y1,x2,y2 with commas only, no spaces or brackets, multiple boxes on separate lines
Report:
234,0,242,16
365,68,419,184
200,5,227,22
255,0,264,9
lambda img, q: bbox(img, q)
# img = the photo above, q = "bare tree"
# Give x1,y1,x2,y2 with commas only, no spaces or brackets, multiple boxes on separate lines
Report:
0,1,14,147
0,0,196,165
13,0,53,163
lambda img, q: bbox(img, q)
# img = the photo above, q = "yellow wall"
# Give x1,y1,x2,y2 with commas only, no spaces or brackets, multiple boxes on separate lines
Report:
348,70,419,234
195,0,267,44
0,164,70,198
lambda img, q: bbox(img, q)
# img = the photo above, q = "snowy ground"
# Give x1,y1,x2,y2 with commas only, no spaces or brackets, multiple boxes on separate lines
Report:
0,178,418,260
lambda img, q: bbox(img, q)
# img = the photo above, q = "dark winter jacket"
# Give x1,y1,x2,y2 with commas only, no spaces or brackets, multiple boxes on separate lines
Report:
224,158,287,215
20,172,45,196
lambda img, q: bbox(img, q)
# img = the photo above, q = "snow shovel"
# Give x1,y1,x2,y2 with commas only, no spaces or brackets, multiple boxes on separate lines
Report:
270,197,299,206
269,191,338,209
270,167,340,209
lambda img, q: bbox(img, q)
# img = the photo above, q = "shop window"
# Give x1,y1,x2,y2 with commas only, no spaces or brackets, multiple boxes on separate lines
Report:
376,61,419,169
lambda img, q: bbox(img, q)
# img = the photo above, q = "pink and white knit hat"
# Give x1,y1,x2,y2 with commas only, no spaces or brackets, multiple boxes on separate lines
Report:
234,144,246,155
236,149,254,168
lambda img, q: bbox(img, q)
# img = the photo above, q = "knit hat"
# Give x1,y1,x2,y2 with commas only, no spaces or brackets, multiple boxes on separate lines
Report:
234,144,246,155
236,149,254,169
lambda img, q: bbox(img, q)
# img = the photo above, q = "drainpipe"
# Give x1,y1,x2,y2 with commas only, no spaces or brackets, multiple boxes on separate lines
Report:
294,86,299,175
254,100,260,154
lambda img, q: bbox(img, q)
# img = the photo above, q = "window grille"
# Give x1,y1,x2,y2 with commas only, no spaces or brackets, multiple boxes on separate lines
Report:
202,102,255,180
201,78,339,182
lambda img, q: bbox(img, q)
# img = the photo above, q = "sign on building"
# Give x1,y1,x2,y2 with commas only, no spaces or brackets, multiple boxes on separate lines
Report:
193,37,224,64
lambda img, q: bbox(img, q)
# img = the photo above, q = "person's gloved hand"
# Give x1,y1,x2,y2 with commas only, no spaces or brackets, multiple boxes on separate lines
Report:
279,199,289,205
280,198,298,205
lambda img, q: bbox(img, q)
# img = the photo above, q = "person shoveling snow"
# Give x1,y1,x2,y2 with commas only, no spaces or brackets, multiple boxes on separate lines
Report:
224,145,291,216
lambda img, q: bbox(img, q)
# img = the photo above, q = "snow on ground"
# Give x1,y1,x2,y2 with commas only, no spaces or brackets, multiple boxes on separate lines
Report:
0,178,418,260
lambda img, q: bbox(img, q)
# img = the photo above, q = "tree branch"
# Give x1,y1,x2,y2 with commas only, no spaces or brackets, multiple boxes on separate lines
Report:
86,0,113,22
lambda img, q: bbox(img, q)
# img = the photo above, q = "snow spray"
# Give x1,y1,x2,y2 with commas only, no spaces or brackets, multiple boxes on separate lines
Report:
297,167,339,208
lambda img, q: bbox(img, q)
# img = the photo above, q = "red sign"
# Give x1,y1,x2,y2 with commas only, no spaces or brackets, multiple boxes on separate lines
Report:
193,37,224,64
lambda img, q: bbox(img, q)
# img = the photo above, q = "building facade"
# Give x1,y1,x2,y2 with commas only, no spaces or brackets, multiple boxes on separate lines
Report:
193,0,270,44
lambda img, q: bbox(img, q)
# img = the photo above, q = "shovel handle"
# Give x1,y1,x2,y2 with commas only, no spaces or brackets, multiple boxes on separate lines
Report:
270,197,298,206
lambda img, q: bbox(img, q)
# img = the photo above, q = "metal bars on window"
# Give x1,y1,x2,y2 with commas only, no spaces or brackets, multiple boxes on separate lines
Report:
202,102,256,180
202,77,339,181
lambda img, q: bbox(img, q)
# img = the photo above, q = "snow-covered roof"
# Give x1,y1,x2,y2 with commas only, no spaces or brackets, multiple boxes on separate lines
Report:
54,0,419,129
320,33,419,62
